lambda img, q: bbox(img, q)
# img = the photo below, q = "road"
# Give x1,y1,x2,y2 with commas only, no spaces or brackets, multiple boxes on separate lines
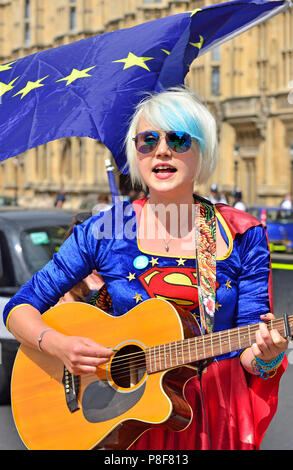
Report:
0,405,26,450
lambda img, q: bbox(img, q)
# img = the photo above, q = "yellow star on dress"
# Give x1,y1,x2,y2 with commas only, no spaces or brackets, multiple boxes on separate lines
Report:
113,52,154,71
13,75,49,99
215,302,222,311
126,272,136,282
56,66,96,86
176,258,186,266
0,77,19,97
133,293,143,304
150,257,159,267
225,280,232,290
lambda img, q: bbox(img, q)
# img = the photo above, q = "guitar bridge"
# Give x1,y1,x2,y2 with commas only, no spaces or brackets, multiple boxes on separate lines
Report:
62,366,80,413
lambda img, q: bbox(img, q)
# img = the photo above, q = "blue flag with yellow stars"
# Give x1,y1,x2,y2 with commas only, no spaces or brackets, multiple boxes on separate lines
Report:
0,0,290,172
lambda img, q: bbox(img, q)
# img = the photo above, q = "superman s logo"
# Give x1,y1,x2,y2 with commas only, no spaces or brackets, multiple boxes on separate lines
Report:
138,266,199,310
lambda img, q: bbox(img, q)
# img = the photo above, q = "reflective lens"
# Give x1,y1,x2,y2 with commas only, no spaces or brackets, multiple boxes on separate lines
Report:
135,131,159,154
134,131,192,154
166,131,192,153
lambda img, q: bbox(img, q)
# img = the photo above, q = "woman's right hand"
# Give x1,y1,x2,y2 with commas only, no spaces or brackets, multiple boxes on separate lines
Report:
40,330,114,375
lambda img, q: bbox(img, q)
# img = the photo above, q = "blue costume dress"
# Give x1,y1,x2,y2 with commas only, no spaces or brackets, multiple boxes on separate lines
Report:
3,199,286,449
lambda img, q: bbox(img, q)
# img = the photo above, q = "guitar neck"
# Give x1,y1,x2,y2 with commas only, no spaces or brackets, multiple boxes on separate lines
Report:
146,315,292,374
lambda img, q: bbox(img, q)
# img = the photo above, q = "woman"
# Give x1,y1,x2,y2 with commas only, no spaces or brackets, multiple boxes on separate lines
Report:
3,87,288,450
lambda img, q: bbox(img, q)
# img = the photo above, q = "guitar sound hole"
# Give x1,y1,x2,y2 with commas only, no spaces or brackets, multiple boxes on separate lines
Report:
110,345,146,389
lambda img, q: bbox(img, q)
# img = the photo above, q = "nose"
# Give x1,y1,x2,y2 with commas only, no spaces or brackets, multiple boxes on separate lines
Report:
154,135,171,157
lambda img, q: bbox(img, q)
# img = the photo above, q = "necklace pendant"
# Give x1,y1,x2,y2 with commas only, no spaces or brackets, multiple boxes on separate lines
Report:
165,244,169,252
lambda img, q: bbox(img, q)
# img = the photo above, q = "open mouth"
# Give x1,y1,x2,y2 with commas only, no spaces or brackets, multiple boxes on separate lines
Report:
153,165,177,173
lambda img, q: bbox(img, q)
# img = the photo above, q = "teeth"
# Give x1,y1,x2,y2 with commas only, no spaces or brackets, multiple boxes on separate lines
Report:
154,166,175,171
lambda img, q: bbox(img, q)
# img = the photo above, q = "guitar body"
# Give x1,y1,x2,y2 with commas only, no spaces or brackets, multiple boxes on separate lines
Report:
11,299,203,450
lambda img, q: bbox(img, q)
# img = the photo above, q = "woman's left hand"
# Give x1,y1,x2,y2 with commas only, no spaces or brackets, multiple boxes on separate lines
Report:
251,313,289,362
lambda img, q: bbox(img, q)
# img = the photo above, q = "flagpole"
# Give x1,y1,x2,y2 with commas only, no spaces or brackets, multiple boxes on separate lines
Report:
105,158,120,200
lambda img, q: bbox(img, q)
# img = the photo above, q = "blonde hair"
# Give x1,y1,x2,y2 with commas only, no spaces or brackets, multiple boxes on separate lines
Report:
125,86,218,190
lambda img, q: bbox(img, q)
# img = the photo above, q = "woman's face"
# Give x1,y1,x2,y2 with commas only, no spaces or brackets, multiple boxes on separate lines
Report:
135,115,200,200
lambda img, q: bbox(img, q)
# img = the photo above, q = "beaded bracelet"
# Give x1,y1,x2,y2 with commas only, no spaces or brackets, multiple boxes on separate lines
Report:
252,352,285,380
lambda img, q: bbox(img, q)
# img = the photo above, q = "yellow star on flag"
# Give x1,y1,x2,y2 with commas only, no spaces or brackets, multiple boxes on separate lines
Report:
0,77,19,97
190,8,202,17
189,35,204,50
133,293,143,304
113,52,154,71
13,75,49,99
56,66,96,86
0,61,16,72
126,272,136,282
161,49,170,55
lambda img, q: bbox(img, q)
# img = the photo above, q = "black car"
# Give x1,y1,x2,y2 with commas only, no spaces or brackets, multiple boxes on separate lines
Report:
0,208,73,404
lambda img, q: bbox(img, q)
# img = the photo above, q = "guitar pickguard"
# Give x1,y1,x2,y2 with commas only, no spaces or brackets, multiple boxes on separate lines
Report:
82,379,146,423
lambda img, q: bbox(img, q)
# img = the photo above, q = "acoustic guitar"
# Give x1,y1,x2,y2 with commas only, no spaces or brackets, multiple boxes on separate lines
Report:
11,298,291,450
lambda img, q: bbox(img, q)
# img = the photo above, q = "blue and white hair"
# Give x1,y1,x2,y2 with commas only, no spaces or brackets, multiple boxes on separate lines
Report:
125,86,218,190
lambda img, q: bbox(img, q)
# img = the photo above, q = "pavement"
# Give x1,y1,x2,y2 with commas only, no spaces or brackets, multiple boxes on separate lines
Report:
0,405,26,450
260,354,293,450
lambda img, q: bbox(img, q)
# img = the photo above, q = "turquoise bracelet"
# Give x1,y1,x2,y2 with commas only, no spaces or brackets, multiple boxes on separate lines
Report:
252,352,285,380
255,352,285,370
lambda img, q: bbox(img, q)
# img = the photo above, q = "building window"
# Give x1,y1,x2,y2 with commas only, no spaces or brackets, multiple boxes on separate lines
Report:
211,46,221,62
70,1,77,31
24,0,30,19
24,22,30,44
61,139,73,181
211,66,220,96
24,0,31,44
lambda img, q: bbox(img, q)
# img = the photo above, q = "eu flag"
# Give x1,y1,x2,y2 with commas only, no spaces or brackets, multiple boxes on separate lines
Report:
0,0,290,172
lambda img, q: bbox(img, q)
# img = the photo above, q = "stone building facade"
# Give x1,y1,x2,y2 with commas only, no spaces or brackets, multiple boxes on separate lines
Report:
0,0,292,209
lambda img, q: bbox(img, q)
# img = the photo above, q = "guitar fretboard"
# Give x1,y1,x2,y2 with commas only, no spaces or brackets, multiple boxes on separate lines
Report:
145,315,292,374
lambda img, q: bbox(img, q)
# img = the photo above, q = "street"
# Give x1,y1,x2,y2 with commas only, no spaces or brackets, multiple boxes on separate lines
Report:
0,405,26,450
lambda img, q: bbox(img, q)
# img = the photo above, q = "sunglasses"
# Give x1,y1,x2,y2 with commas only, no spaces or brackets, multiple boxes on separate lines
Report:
133,130,192,155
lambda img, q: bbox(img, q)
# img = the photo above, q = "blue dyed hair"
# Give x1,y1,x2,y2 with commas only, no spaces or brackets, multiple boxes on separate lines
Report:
155,101,205,154
125,86,218,190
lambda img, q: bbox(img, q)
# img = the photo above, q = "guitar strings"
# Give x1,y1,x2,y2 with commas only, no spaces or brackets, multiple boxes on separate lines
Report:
106,341,250,383
110,321,283,371
107,318,287,379
98,318,290,385
109,318,283,368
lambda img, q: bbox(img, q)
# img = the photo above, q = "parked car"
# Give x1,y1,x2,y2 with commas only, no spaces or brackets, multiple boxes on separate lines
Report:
247,206,293,252
0,208,73,404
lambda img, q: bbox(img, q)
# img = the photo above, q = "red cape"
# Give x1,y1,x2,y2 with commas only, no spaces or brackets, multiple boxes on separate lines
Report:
216,203,287,448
